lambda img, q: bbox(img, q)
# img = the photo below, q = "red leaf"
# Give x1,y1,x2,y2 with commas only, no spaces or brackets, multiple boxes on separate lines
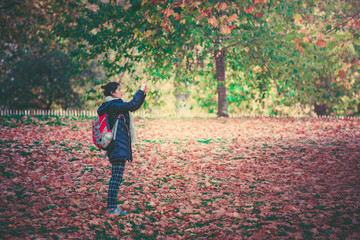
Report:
245,5,253,14
256,12,263,17
355,20,360,27
175,13,181,21
198,12,206,20
228,14,238,22
161,22,170,32
317,39,326,48
164,8,174,18
339,70,345,79
303,36,312,43
2,116,359,238
306,16,314,22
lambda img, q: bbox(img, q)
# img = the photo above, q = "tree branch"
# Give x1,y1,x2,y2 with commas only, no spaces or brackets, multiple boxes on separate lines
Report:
325,11,360,35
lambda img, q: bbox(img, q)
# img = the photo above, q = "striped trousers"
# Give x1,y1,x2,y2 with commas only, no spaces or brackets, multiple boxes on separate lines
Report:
107,161,126,209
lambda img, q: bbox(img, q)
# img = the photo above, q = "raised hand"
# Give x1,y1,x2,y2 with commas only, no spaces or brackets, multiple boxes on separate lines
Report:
141,82,148,94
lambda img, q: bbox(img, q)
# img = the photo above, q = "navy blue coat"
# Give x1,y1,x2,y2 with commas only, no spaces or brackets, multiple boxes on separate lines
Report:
97,90,146,163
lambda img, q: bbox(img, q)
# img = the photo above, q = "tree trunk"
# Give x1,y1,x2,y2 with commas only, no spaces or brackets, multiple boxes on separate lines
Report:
314,104,327,116
314,77,330,116
215,48,228,117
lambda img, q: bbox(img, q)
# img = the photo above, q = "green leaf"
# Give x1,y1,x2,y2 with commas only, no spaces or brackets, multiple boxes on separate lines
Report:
285,33,296,41
326,41,337,50
334,31,352,41
279,56,287,61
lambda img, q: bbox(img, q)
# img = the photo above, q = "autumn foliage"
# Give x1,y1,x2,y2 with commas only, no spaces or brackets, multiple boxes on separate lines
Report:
0,116,359,239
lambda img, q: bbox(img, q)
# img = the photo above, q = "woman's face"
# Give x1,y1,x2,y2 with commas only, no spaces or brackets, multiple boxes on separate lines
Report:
111,85,123,98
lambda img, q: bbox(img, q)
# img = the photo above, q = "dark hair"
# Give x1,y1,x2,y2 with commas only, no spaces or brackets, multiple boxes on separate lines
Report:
101,82,119,96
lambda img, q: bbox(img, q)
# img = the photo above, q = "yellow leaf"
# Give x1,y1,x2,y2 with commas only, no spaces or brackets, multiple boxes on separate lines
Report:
316,32,324,39
303,36,312,43
193,1,201,8
294,14,303,24
124,4,131,10
208,17,217,27
220,25,231,34
253,65,261,72
219,15,227,22
145,30,152,37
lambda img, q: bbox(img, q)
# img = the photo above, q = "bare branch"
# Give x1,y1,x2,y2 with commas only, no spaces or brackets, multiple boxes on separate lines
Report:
325,11,360,35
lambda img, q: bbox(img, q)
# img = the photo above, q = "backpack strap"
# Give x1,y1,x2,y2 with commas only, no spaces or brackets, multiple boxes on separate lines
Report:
112,114,122,141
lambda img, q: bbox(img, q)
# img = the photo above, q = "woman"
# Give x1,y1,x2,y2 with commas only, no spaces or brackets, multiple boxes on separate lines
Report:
97,81,148,215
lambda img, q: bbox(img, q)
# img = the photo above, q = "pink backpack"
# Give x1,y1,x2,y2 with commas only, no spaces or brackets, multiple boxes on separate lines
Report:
92,113,120,150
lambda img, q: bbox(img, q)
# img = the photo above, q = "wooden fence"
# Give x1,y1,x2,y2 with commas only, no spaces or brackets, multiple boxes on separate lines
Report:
0,109,154,118
0,109,359,119
0,109,211,118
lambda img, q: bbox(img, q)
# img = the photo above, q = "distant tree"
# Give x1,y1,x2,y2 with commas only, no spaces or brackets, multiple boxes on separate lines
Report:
1,0,78,77
2,44,88,109
290,0,360,116
0,0,99,109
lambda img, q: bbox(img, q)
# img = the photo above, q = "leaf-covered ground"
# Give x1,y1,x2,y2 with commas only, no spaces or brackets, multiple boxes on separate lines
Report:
0,116,359,239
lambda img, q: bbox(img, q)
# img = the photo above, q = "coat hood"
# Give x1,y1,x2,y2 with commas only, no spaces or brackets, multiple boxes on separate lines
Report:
97,101,110,116
97,98,123,116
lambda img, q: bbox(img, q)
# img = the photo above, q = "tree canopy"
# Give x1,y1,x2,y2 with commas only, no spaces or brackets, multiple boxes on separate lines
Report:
1,0,359,116
67,0,359,116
